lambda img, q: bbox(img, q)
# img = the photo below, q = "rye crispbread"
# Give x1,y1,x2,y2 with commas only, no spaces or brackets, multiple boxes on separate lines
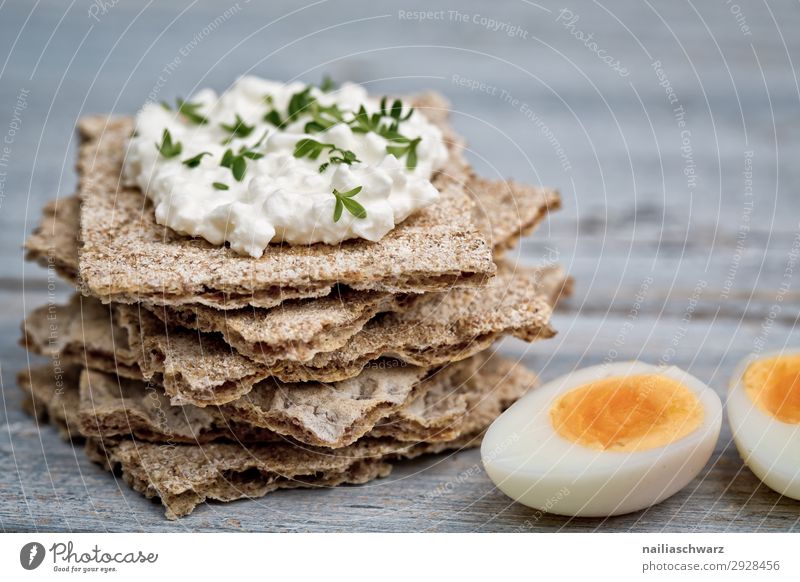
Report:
76,93,500,310
23,262,562,406
118,261,559,401
18,364,83,440
21,349,532,449
20,352,535,519
77,363,431,448
26,170,560,366
20,294,141,379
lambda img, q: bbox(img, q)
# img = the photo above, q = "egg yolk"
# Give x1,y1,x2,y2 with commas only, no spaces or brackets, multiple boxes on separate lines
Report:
550,374,704,452
743,355,800,424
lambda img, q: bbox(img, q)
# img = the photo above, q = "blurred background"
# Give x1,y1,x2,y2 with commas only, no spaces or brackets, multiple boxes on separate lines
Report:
1,0,799,531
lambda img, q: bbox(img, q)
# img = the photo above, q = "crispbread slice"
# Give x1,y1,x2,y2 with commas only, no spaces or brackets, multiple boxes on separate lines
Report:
76,93,499,310
21,350,533,449
18,364,83,440
21,263,563,406
78,363,431,448
23,196,81,282
20,294,140,379
118,262,558,404
20,353,535,519
26,170,561,365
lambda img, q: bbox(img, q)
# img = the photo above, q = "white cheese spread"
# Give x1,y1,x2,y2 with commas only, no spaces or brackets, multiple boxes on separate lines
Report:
123,76,449,257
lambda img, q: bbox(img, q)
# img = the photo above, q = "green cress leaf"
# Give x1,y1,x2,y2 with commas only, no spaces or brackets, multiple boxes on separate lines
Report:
231,156,247,181
175,99,209,125
182,151,212,168
386,136,421,170
220,148,234,168
287,87,315,121
320,75,336,92
331,186,365,222
220,142,264,182
407,146,418,171
293,138,325,160
221,114,255,142
264,109,283,127
213,182,229,190
156,129,182,158
333,198,344,222
338,185,362,198
303,102,346,133
341,197,367,218
241,150,264,160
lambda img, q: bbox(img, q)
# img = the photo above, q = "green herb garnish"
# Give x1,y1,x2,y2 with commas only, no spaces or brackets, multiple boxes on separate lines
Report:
320,75,336,92
286,87,315,123
182,151,212,168
221,114,255,142
212,182,229,190
156,129,182,158
332,186,365,222
293,138,329,160
293,138,361,173
221,148,247,181
220,144,264,181
348,98,414,135
386,136,421,170
263,109,283,127
265,87,318,129
304,103,345,133
160,99,208,125
262,94,285,127
344,98,420,167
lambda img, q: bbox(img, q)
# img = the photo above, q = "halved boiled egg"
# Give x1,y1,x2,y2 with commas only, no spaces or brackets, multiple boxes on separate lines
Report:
482,361,722,517
728,350,800,500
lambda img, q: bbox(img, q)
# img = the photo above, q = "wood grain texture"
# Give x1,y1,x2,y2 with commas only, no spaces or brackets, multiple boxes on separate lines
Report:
1,0,799,531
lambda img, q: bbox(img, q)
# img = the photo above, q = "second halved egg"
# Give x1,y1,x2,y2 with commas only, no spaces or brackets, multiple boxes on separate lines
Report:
728,350,800,500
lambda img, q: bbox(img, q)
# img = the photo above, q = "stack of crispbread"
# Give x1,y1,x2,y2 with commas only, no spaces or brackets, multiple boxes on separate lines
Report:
19,92,570,519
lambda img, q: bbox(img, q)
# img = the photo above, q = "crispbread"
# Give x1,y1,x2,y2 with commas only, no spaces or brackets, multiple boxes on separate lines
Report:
152,177,560,363
18,364,83,440
26,170,561,365
78,363,431,448
22,350,533,449
21,353,535,519
76,93,499,310
122,263,559,404
22,262,562,406
20,295,140,379
468,176,560,255
23,196,81,281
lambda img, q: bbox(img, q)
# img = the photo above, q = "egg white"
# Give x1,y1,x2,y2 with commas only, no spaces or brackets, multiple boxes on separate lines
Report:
728,350,800,500
481,361,722,517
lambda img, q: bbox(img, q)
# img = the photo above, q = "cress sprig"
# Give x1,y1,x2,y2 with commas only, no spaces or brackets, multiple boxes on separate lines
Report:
221,144,264,181
221,114,255,143
332,186,366,222
182,151,211,168
293,138,361,173
156,129,182,158
216,130,269,181
161,98,208,125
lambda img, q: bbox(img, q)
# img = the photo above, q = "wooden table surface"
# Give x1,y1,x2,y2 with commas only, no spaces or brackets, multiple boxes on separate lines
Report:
1,0,799,532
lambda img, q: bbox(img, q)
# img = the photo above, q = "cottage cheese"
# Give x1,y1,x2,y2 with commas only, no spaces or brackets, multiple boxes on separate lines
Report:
123,77,448,257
